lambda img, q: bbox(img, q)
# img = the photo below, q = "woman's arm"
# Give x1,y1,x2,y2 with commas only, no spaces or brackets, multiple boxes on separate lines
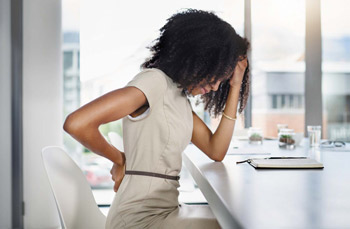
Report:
63,86,147,190
191,59,248,161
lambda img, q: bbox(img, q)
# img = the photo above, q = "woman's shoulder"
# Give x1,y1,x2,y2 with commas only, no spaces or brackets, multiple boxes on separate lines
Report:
128,68,169,89
125,68,169,108
135,68,168,81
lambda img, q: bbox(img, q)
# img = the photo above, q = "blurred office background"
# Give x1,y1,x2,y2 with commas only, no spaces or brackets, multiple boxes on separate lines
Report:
1,0,349,228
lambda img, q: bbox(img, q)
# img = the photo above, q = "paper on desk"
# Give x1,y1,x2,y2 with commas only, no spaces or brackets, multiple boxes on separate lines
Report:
227,147,271,155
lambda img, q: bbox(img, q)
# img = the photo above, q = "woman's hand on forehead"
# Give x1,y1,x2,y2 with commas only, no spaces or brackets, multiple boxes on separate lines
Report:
230,58,248,87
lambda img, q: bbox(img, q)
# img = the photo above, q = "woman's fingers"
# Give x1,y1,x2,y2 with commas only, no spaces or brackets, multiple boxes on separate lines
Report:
110,164,117,180
230,58,248,86
114,181,120,192
110,162,125,192
237,58,248,71
113,175,124,192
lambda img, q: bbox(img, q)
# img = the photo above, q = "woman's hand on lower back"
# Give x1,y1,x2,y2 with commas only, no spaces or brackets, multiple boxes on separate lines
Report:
110,152,126,192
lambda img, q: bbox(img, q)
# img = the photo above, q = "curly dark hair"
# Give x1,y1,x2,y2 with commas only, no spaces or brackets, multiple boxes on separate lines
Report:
141,9,250,116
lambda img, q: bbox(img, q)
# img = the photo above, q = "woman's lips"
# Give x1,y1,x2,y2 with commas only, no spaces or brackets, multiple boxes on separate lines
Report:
200,87,210,94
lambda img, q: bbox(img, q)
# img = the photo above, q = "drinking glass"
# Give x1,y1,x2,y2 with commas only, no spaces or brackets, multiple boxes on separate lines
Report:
307,126,321,147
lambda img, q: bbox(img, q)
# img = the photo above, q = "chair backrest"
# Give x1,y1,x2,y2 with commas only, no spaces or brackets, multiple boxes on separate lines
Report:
108,132,124,151
42,146,106,229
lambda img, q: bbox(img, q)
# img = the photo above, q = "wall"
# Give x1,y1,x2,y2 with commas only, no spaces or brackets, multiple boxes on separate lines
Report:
253,112,305,137
23,0,63,228
0,0,12,228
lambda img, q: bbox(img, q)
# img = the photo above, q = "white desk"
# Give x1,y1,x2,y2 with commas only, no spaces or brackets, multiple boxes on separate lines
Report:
183,140,350,229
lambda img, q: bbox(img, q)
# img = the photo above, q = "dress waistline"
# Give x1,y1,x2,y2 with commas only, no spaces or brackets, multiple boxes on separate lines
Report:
125,170,180,181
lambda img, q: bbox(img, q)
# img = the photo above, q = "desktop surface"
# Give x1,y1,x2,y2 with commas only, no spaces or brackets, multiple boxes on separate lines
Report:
183,140,350,229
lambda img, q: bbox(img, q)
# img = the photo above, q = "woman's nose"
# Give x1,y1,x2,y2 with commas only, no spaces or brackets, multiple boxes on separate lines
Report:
211,81,221,91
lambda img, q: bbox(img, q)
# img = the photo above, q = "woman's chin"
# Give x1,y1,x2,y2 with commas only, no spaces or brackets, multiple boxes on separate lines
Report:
189,88,206,96
194,91,204,96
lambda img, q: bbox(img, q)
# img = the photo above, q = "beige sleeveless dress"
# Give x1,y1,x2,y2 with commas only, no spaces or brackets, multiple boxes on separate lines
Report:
105,68,220,229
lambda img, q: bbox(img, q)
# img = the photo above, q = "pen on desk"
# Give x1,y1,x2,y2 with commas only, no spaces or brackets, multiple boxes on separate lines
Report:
236,157,308,164
236,159,252,164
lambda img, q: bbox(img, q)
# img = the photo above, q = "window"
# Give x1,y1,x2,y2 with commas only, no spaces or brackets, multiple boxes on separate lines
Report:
63,51,73,71
251,0,305,137
321,0,350,141
269,94,303,110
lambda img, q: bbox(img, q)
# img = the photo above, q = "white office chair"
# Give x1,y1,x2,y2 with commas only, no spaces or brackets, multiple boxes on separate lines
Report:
42,146,106,229
108,132,124,151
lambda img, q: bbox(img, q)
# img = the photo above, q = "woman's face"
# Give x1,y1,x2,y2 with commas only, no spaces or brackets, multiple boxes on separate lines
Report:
190,79,222,96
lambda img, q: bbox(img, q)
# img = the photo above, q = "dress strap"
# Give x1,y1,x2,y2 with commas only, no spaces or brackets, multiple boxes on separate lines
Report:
125,170,180,181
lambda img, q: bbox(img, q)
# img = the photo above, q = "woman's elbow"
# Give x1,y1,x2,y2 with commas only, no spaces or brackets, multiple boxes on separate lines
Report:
209,152,226,162
63,113,79,135
212,156,225,162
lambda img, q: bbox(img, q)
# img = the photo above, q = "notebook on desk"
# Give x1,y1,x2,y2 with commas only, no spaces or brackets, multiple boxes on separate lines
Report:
237,157,324,169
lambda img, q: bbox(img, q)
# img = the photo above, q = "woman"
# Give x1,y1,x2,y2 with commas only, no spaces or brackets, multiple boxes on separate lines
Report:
64,9,249,228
